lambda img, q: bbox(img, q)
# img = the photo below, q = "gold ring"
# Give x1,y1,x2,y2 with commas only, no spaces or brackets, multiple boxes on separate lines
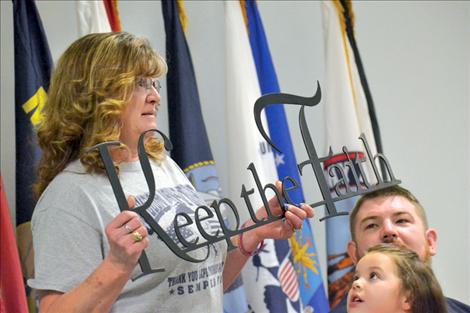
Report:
132,231,143,242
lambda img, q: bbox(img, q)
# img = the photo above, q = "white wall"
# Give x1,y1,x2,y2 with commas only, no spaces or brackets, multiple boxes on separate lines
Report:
352,1,470,303
1,0,469,304
467,2,470,303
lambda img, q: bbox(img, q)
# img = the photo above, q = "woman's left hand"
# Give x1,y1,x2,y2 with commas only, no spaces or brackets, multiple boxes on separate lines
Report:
239,181,315,253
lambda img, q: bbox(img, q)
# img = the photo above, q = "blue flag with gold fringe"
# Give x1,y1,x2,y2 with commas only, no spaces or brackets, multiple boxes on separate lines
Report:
161,0,221,210
161,2,250,312
244,1,329,312
13,0,52,311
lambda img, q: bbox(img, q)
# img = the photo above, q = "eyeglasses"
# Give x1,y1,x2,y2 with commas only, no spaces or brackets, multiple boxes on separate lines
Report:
136,77,162,92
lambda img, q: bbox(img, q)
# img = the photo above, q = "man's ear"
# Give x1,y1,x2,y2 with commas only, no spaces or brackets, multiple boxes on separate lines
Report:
425,228,437,256
347,240,359,264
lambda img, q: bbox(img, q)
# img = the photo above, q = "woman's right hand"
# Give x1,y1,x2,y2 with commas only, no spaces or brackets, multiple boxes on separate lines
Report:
104,196,149,273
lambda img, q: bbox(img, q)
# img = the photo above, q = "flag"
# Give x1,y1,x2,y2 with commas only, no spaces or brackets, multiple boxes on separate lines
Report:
103,0,122,32
243,1,330,312
161,2,250,313
0,175,29,313
13,0,53,311
161,0,216,192
321,1,382,310
76,0,112,36
226,2,301,312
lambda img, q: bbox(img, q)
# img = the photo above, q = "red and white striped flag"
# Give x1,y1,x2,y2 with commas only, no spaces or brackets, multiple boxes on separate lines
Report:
278,253,300,302
76,0,121,36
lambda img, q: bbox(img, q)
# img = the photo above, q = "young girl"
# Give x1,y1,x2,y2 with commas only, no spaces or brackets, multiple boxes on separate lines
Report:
347,243,447,313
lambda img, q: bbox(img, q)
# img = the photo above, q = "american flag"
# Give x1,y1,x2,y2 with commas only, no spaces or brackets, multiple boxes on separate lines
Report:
278,253,300,302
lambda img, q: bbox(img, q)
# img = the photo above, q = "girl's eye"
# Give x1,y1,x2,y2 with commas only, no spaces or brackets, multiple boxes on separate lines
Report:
369,271,379,280
353,274,359,281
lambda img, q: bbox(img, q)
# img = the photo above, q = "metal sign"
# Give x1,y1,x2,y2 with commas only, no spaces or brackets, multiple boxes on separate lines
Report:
89,82,400,277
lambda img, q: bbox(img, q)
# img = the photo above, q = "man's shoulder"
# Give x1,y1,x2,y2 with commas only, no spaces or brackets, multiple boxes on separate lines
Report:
447,297,470,313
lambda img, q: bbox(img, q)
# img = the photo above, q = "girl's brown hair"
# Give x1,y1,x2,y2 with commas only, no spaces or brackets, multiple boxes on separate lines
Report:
367,244,447,313
34,32,167,197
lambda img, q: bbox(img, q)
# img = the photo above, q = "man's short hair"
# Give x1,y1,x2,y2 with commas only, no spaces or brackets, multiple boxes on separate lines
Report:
349,185,428,241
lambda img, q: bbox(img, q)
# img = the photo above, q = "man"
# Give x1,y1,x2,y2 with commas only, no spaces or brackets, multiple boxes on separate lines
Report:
331,185,470,313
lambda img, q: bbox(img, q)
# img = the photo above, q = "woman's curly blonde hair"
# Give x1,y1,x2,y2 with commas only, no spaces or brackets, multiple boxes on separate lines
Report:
34,32,167,198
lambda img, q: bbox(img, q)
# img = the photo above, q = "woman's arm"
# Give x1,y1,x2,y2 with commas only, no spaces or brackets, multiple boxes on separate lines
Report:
39,255,136,313
39,199,149,313
222,182,314,290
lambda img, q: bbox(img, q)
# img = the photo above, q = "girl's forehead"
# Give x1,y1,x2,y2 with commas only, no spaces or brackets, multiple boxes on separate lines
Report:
358,252,395,271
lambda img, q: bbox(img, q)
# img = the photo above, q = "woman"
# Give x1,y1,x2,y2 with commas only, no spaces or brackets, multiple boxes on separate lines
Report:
347,244,447,313
28,32,314,313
